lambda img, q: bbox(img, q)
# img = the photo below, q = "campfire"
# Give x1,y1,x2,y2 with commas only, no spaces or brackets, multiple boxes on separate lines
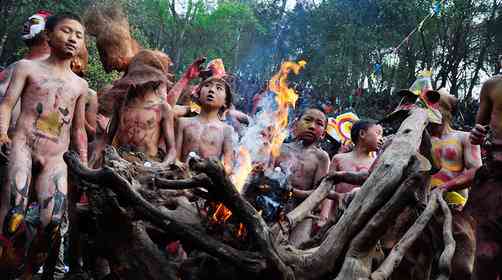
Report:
206,60,306,240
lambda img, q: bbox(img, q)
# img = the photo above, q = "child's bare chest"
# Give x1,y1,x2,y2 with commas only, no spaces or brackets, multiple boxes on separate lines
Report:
337,157,372,172
282,148,318,176
432,135,463,163
185,122,225,147
25,76,80,110
121,105,161,130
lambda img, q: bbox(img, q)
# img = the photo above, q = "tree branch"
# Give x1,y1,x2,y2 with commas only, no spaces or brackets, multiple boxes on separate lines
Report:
64,151,267,274
371,191,441,280
189,158,295,280
435,194,455,280
336,162,426,279
290,108,430,280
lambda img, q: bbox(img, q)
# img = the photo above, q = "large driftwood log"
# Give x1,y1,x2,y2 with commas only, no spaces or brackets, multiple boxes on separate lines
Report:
335,162,427,280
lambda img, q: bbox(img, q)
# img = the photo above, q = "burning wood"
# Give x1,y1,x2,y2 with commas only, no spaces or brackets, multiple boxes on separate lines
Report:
211,203,233,224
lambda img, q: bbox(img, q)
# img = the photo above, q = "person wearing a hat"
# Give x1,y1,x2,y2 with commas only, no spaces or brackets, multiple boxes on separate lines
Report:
430,88,482,206
425,88,482,279
106,49,177,165
176,59,234,174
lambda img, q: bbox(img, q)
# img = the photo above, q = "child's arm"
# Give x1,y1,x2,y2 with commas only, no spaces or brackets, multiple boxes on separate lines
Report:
166,58,205,107
85,90,98,140
316,151,331,229
161,103,176,164
175,118,185,162
0,61,29,144
222,125,234,174
72,88,89,166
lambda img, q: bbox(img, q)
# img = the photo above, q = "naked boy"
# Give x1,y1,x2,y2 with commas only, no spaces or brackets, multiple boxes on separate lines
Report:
325,120,383,225
430,89,482,206
330,120,382,193
107,50,176,164
0,13,88,276
275,108,330,247
176,59,234,172
428,89,481,280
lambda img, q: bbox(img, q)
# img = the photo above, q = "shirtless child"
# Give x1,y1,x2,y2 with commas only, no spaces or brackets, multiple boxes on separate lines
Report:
107,50,176,165
275,108,330,247
466,64,502,279
324,121,383,226
430,89,482,206
0,13,88,276
176,60,234,172
426,89,482,280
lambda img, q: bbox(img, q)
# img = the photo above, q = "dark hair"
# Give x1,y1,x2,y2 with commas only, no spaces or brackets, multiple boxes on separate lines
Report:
45,13,83,33
224,83,233,108
297,108,327,126
351,120,376,145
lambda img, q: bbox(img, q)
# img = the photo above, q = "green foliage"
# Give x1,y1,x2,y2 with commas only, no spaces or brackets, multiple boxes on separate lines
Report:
0,0,499,124
85,39,121,91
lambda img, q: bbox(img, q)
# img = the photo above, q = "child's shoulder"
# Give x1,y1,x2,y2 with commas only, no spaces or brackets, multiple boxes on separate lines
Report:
313,146,330,161
332,151,352,161
177,116,197,126
220,120,234,134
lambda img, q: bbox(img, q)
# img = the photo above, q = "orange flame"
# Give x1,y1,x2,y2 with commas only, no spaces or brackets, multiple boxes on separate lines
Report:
212,203,232,223
268,60,306,158
231,147,253,193
236,223,246,238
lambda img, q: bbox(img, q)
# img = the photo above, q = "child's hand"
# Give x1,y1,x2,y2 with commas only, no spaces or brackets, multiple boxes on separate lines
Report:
313,216,328,233
96,114,110,132
470,124,488,145
0,133,11,146
183,57,206,80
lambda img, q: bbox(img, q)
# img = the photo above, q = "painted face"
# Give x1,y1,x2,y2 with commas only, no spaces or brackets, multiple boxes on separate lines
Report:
48,19,85,59
22,14,47,40
294,109,327,143
360,124,383,152
199,79,227,109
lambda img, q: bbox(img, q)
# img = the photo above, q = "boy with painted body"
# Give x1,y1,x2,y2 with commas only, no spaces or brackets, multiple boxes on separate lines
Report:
430,89,482,206
176,60,234,172
322,121,383,227
107,50,176,164
0,13,88,276
424,89,481,280
466,65,502,279
329,121,382,192
275,108,330,247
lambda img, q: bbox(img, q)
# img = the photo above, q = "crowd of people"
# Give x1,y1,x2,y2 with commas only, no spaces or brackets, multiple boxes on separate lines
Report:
0,9,501,280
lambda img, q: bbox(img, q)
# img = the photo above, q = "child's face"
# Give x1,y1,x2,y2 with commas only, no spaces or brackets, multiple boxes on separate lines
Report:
294,109,327,143
360,124,383,152
199,80,227,109
48,19,85,59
